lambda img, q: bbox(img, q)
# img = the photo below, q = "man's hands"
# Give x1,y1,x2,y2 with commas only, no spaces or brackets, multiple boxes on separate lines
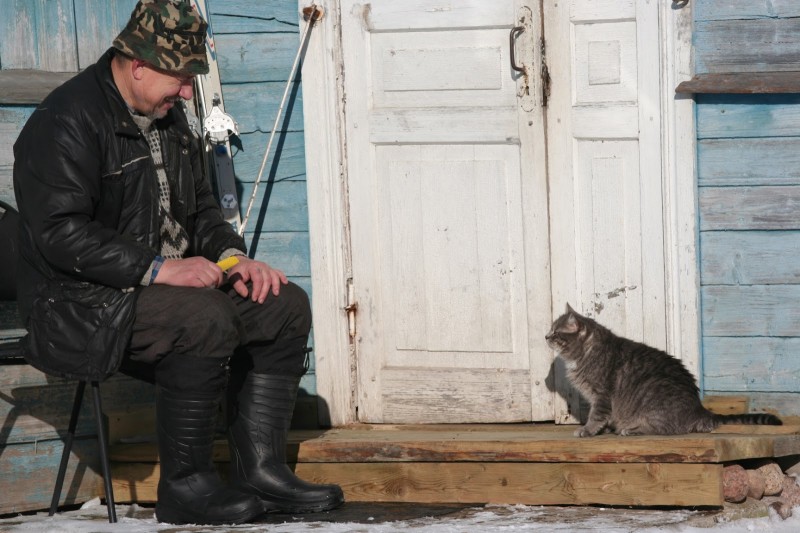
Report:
153,256,287,303
155,256,223,288
227,256,287,303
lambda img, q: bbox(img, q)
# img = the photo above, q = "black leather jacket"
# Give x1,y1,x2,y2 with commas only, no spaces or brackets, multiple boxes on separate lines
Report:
13,48,246,380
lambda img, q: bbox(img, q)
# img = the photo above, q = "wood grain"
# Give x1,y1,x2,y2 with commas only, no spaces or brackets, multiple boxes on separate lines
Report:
700,231,800,285
698,138,800,187
699,186,800,231
0,70,75,105
697,94,800,139
703,337,800,392
701,285,800,337
677,72,800,94
695,0,800,21
112,461,725,507
695,19,800,74
0,437,104,515
110,424,800,465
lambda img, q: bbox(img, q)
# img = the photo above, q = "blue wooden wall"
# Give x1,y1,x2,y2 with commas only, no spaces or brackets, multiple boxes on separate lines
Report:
208,1,316,396
695,1,800,415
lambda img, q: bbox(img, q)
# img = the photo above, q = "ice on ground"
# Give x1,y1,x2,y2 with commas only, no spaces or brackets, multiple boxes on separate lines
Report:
2,500,800,533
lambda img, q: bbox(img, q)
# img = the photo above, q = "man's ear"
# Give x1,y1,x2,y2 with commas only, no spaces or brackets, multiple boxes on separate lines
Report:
131,58,148,81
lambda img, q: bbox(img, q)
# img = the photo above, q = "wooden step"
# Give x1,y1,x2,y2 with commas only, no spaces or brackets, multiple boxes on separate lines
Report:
110,423,800,508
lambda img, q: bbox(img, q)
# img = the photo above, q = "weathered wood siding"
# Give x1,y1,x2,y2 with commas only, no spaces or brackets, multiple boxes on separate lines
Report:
695,2,800,415
0,0,314,514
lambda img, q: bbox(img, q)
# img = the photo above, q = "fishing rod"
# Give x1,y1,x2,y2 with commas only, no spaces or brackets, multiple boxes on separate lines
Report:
238,4,323,237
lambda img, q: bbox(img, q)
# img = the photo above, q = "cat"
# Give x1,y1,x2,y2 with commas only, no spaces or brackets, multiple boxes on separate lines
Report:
545,304,782,437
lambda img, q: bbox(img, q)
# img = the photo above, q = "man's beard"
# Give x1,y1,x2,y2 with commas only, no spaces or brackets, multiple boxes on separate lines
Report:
148,97,180,120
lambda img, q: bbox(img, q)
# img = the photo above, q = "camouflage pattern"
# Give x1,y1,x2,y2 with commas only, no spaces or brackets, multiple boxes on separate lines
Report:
112,0,209,75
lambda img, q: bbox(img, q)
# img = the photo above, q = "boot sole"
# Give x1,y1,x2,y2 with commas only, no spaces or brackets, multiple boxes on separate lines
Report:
261,495,345,514
156,504,264,525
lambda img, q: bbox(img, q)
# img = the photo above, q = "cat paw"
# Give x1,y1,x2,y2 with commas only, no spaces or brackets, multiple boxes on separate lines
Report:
574,426,593,438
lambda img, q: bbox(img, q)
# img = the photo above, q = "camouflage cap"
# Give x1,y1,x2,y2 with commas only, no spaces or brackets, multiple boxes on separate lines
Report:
112,0,209,76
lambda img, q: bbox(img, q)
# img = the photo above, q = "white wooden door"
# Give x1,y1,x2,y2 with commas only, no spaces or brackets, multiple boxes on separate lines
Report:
545,0,668,423
341,0,553,423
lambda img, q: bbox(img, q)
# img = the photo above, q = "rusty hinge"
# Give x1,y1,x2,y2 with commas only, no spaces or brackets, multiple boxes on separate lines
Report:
344,278,357,339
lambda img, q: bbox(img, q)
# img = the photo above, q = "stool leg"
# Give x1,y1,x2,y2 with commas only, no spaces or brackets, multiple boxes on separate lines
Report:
91,381,117,523
49,381,86,517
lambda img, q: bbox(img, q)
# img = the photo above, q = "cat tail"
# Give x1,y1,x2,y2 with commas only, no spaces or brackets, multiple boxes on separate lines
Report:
712,413,783,426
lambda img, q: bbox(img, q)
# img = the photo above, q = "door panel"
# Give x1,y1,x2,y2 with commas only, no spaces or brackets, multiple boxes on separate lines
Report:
341,0,552,423
546,0,667,422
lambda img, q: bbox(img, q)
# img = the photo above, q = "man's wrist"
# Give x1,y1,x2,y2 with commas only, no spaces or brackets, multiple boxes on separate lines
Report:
149,255,165,284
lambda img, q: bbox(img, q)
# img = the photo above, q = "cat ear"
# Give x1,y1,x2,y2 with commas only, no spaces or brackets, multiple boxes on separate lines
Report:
565,303,574,314
563,312,581,333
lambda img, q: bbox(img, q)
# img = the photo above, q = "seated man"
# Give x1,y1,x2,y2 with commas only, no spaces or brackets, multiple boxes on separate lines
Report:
12,0,343,525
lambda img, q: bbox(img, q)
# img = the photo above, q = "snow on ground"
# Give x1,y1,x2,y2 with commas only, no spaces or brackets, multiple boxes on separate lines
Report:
1,499,800,533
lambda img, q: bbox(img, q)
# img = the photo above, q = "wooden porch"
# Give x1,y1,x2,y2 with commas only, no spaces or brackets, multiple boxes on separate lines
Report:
110,419,800,508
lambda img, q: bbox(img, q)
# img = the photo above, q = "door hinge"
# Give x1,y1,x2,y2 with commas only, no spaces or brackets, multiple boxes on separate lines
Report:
344,278,358,339
540,37,551,107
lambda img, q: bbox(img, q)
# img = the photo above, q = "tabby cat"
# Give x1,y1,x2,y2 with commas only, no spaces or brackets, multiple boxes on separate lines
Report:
545,304,782,437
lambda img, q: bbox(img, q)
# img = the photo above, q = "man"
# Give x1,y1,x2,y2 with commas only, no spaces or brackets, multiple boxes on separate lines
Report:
13,0,343,525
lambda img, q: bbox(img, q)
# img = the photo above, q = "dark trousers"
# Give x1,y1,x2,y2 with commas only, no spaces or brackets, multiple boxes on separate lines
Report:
120,281,311,392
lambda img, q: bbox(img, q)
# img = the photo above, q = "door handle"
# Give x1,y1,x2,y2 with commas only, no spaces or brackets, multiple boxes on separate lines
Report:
510,26,525,73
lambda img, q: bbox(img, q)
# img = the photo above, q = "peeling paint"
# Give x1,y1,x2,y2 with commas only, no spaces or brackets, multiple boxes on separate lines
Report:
606,285,638,299
353,3,373,32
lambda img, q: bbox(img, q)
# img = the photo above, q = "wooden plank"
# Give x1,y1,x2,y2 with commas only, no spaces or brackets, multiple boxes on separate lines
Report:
698,138,800,187
0,0,78,71
0,107,35,192
209,0,300,34
0,70,75,104
303,463,724,507
112,461,725,507
701,285,800,337
569,0,634,22
700,231,800,285
748,393,800,418
702,395,749,416
111,462,159,503
0,437,103,515
231,131,306,184
704,337,800,392
695,19,800,74
107,405,155,445
216,33,300,83
699,186,800,231
352,2,515,31
236,180,309,232
223,81,304,134
0,365,154,444
0,0,37,69
73,0,137,69
111,424,800,465
696,94,800,139
380,368,532,424
676,72,800,94
695,0,800,21
245,231,310,277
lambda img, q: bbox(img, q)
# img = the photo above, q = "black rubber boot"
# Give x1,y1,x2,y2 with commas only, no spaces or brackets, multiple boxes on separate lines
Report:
227,373,345,513
154,386,265,525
